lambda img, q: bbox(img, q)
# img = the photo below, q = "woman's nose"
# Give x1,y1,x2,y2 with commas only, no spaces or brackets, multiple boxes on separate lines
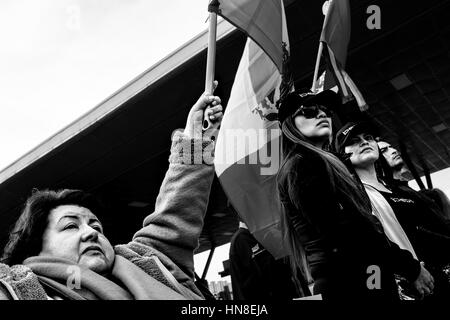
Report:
360,138,370,145
316,109,327,118
81,226,99,242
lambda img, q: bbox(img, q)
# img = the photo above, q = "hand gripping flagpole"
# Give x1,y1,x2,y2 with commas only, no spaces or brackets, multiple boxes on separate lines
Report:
202,0,220,131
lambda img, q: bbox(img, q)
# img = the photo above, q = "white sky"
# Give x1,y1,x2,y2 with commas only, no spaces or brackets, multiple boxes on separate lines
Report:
1,1,449,283
0,0,210,171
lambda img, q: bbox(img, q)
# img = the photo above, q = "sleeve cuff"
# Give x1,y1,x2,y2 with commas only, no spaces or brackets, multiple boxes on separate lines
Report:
169,130,215,165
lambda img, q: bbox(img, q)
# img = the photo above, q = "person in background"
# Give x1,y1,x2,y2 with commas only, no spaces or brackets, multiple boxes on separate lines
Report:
378,140,450,222
377,140,413,182
0,87,223,300
276,90,433,300
229,219,308,300
335,121,450,300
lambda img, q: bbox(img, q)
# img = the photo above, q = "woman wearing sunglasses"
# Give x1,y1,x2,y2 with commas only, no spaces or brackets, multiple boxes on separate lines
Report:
276,90,431,300
334,121,450,300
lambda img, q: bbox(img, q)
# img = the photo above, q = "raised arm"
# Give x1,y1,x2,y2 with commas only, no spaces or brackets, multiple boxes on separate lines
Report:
121,90,223,286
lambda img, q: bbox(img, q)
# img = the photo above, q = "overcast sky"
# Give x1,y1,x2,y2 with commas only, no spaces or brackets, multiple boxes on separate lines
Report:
0,0,209,171
1,1,449,283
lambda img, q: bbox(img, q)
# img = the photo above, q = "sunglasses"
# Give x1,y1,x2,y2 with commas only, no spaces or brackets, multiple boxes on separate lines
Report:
293,104,333,119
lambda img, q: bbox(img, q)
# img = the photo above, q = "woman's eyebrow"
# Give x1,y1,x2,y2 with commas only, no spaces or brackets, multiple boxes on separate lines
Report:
88,218,101,225
57,215,80,223
57,214,100,224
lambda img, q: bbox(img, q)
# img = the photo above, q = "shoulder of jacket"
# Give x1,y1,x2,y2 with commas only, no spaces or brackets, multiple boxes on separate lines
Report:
0,263,47,300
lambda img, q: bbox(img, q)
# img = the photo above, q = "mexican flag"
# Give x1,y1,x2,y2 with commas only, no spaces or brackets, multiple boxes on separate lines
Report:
214,0,290,258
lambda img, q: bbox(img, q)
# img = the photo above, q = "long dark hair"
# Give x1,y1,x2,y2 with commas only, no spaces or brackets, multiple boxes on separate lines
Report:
374,149,450,224
2,189,104,266
277,116,375,283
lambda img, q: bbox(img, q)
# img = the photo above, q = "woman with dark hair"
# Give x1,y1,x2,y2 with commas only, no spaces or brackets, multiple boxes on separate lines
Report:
334,121,450,300
276,90,433,300
0,90,223,300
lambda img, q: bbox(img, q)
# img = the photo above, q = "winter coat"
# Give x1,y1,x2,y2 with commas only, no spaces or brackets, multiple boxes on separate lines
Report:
0,131,214,300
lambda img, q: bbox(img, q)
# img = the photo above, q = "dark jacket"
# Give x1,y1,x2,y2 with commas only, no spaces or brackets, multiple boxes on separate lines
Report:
229,228,304,300
277,149,421,300
389,182,450,268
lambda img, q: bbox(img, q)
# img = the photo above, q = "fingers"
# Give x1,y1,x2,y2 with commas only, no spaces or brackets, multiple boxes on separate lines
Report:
417,289,425,300
429,274,435,287
207,103,223,116
209,111,223,122
423,285,431,294
202,98,222,126
198,95,221,111
416,280,434,299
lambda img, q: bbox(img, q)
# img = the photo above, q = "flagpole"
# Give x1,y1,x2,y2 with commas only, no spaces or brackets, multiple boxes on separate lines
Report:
203,0,220,131
311,0,333,92
311,42,323,92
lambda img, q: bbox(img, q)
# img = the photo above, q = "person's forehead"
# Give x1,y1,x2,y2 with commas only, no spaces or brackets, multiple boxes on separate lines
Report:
50,205,99,222
347,132,368,141
377,141,390,148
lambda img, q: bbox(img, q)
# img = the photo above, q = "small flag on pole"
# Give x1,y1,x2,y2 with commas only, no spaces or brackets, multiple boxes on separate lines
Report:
215,0,284,72
214,0,290,259
320,0,368,111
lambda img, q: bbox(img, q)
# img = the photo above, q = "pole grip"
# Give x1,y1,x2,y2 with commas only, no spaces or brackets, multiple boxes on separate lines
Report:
203,8,218,131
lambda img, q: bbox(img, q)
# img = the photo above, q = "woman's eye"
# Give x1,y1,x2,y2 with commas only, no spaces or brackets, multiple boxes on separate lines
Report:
91,225,103,233
365,135,374,141
64,224,78,230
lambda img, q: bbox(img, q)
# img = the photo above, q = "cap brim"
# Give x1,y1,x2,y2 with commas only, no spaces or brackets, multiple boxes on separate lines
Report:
341,121,380,148
303,90,341,111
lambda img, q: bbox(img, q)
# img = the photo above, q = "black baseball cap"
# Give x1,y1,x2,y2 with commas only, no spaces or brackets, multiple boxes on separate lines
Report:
334,121,380,154
277,89,341,124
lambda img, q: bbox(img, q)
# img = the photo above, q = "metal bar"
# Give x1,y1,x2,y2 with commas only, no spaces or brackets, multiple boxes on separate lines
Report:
202,246,216,280
419,156,433,189
399,142,426,190
202,0,219,131
311,42,324,92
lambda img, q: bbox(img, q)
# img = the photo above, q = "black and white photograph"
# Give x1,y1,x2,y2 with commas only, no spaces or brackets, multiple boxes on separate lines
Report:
0,0,449,314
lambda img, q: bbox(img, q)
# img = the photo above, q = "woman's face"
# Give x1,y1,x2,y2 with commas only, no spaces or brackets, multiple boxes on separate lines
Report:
344,133,379,168
40,205,115,274
294,106,332,141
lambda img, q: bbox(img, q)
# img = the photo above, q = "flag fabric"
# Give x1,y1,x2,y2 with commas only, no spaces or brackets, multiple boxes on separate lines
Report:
215,0,283,72
214,0,289,259
320,0,368,111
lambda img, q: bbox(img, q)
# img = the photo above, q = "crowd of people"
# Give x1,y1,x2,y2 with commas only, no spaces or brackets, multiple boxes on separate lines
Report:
230,89,450,301
1,83,449,301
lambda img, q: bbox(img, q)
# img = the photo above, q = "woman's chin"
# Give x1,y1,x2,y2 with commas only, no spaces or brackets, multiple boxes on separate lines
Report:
79,256,111,274
353,155,378,168
316,128,332,139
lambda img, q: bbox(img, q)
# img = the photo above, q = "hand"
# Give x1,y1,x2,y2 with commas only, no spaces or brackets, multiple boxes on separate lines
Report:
412,263,434,300
184,80,223,140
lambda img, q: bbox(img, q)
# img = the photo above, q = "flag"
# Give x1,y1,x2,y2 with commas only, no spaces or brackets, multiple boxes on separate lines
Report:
214,0,290,259
214,0,283,72
320,0,368,111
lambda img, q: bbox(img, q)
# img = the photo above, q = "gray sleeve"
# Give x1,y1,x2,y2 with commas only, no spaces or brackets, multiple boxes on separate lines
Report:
129,131,215,281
